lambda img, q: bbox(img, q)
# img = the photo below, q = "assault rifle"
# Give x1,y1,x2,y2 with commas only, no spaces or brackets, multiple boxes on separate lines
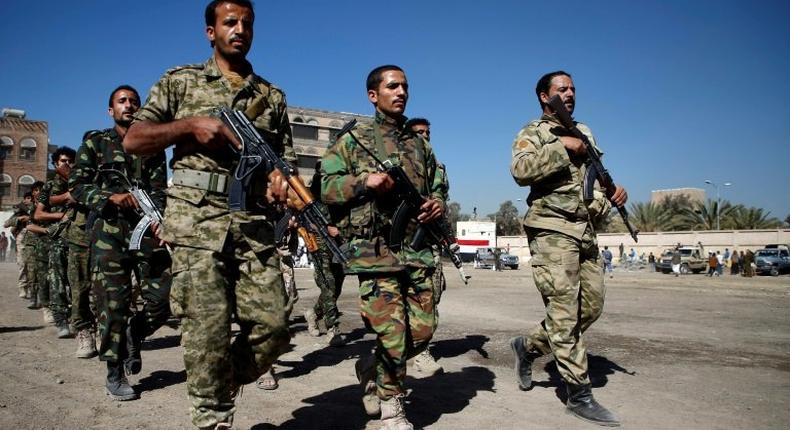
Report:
547,95,639,242
217,107,348,265
336,119,470,284
97,168,164,251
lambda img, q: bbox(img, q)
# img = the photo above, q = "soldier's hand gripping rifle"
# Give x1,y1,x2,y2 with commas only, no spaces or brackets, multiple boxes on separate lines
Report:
547,95,639,242
336,120,470,284
217,107,348,265
97,168,164,251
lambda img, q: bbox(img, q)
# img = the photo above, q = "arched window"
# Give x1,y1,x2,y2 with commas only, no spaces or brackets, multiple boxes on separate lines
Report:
291,116,304,123
19,137,37,161
0,136,12,159
17,174,35,198
306,118,319,126
0,174,11,197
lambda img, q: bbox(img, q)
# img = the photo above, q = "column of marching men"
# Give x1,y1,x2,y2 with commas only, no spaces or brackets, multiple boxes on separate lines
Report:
3,1,630,429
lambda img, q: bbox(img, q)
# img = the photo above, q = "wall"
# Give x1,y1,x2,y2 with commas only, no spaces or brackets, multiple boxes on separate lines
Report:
497,229,790,262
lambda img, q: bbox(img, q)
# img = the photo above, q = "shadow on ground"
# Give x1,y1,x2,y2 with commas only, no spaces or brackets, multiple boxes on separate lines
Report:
532,353,636,402
0,325,44,334
251,366,495,430
137,369,187,393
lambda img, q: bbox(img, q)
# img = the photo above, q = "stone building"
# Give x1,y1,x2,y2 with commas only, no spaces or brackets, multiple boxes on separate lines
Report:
0,109,55,210
650,187,706,205
287,105,372,185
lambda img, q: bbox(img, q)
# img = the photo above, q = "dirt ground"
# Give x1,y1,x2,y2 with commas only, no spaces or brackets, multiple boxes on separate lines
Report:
0,260,788,430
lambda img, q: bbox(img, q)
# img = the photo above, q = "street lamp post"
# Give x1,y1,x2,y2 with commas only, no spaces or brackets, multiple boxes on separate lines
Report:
704,180,732,230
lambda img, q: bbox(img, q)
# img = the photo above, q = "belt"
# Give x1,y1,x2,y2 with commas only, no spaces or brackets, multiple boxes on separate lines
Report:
171,169,230,194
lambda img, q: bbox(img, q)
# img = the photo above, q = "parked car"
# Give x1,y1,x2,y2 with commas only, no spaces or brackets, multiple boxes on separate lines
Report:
473,247,519,270
655,245,706,274
754,248,790,276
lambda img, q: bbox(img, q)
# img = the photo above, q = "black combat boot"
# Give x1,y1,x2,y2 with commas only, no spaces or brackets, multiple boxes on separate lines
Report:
124,314,144,375
510,336,539,390
566,383,620,427
106,361,138,401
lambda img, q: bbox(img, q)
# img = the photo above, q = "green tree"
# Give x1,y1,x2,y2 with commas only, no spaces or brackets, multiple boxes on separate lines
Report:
446,201,470,233
628,201,671,232
727,206,782,229
490,200,522,236
676,199,735,231
785,213,790,227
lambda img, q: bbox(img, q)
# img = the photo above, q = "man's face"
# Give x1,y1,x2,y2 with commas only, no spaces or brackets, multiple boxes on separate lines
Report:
23,196,32,204
410,124,430,141
108,90,140,127
207,2,254,61
368,70,409,118
55,153,74,178
541,74,575,114
32,187,41,199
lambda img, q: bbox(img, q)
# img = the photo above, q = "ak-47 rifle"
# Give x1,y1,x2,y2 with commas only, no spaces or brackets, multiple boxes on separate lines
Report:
217,107,348,265
97,168,164,251
336,119,470,284
547,95,639,242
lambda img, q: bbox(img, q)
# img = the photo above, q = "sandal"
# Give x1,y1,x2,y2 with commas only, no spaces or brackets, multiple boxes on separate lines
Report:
256,368,278,390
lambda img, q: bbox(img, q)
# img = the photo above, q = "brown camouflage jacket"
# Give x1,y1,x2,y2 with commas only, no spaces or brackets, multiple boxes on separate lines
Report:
511,113,611,239
132,55,294,252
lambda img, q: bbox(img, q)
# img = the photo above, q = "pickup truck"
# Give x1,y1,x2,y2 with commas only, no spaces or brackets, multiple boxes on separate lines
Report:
754,248,790,276
655,245,706,274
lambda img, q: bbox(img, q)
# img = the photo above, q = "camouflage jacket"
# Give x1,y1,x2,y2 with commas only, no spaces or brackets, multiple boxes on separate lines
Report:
131,55,295,252
69,127,167,235
320,112,448,273
510,113,611,239
38,174,74,240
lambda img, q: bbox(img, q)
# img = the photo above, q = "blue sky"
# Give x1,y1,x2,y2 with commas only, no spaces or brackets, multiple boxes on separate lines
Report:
2,0,789,219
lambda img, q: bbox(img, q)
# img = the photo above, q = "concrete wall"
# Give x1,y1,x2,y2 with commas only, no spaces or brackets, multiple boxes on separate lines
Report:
497,229,790,262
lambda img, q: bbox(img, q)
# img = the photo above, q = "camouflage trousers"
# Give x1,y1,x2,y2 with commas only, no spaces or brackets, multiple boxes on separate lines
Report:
68,242,94,331
432,254,446,306
48,238,71,326
278,244,297,316
523,227,605,386
32,235,51,307
311,239,345,328
169,221,290,429
90,218,172,363
359,267,437,399
15,231,31,298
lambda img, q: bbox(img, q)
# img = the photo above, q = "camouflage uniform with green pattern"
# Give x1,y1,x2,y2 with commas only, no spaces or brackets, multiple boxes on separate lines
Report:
69,128,172,363
38,175,72,326
132,56,293,428
29,200,51,308
62,178,94,333
510,113,611,386
320,112,447,399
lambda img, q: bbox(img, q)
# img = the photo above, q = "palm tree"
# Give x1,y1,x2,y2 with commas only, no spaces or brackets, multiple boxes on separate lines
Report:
728,206,782,229
675,199,735,231
629,201,671,232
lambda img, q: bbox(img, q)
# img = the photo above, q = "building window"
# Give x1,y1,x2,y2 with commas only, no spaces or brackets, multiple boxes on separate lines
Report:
19,137,37,161
292,124,318,140
291,116,304,123
17,174,35,198
0,136,12,159
0,174,11,197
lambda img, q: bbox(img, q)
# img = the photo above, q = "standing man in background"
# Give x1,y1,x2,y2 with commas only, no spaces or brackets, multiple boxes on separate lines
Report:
509,71,627,426
123,1,293,427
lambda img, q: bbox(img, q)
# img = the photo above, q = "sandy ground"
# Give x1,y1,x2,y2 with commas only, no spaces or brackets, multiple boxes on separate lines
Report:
0,260,788,430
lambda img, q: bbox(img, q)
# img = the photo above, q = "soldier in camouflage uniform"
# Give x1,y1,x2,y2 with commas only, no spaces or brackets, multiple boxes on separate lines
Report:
26,181,51,316
124,1,293,427
509,71,628,427
321,65,448,430
303,162,347,346
34,146,78,338
70,85,172,402
403,117,444,377
4,193,34,300
66,132,98,359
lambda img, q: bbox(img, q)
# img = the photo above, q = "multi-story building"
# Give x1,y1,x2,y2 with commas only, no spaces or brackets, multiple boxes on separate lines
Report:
287,105,372,185
650,187,706,206
0,108,55,210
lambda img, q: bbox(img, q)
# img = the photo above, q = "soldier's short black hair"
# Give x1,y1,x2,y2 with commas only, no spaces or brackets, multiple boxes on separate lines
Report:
404,117,430,130
205,0,254,26
32,181,45,191
51,146,76,165
367,65,404,91
23,192,32,199
108,85,140,107
535,70,571,105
